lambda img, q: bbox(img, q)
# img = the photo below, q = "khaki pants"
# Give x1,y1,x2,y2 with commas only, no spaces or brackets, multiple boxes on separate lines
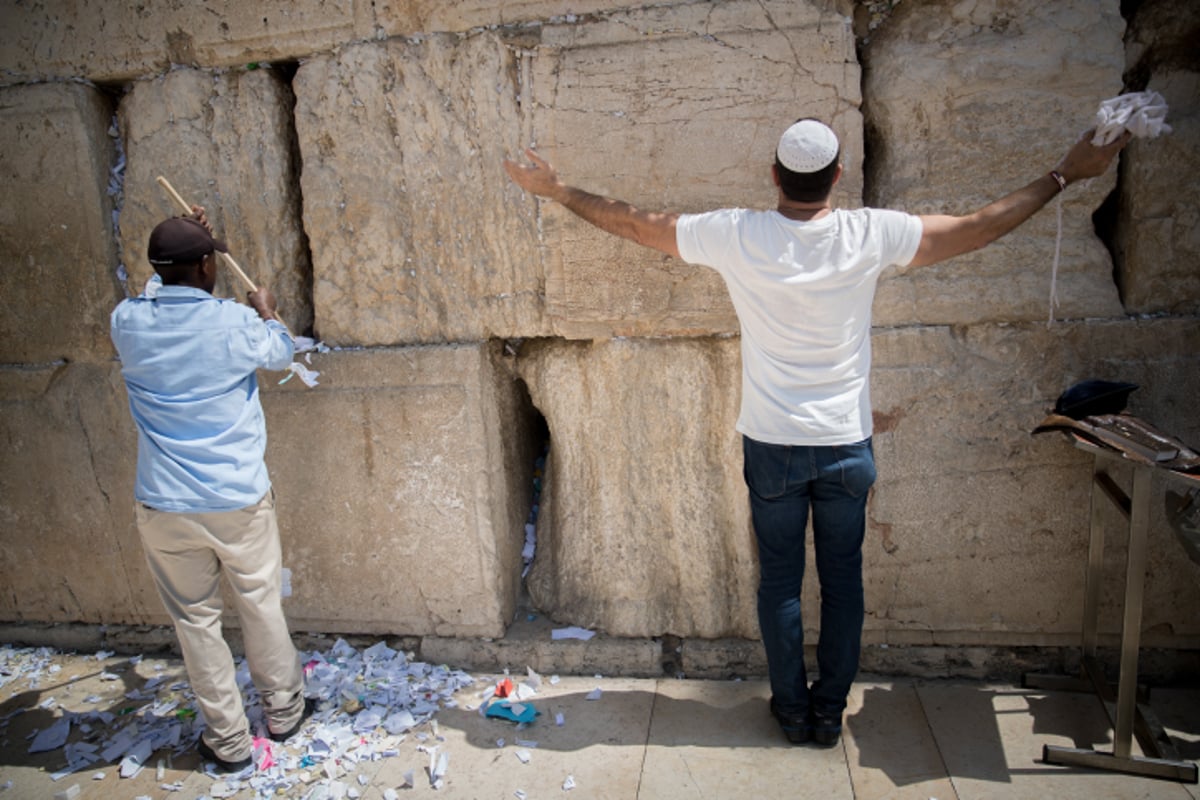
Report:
137,491,304,761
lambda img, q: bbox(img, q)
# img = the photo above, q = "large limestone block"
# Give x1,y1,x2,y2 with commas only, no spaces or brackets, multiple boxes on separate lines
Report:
117,68,313,336
866,319,1200,644
294,35,543,346
513,319,1197,645
529,0,860,339
0,1,658,83
0,344,538,639
0,82,122,364
1118,0,1199,314
0,362,163,625
0,1,374,83
1116,71,1200,314
864,0,1126,326
516,337,758,639
379,1,653,34
263,344,538,638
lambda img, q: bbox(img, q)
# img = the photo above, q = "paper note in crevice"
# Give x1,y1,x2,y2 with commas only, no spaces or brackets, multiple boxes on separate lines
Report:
551,626,595,641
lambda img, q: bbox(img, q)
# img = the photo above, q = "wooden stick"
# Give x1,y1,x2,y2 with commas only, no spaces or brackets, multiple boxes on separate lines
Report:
155,175,258,294
155,175,295,338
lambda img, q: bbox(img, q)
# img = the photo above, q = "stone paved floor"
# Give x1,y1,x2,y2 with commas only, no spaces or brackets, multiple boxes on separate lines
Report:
1,644,1198,800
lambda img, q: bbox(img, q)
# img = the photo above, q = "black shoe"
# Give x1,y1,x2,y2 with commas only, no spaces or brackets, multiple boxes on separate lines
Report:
268,697,316,743
197,738,253,773
769,698,811,745
809,710,842,748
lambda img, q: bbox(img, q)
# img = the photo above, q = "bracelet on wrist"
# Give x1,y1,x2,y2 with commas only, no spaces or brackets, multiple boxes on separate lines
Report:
1049,170,1068,192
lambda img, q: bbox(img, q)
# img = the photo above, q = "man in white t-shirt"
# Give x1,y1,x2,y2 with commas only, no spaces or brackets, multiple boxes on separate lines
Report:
504,119,1127,746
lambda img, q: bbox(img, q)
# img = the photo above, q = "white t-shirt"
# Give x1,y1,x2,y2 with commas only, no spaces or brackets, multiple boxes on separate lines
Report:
676,207,922,446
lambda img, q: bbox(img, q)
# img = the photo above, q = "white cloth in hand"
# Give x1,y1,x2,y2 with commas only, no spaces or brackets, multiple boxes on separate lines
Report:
1092,90,1171,145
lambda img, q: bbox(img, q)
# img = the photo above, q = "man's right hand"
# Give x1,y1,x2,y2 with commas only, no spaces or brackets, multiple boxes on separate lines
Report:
503,148,565,200
248,287,278,322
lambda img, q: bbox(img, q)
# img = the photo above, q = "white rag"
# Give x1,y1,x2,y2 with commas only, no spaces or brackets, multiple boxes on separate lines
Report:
1048,91,1170,325
1091,90,1172,145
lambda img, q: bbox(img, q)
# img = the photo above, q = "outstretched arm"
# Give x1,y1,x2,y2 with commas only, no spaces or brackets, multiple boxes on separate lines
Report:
504,148,681,259
909,129,1131,268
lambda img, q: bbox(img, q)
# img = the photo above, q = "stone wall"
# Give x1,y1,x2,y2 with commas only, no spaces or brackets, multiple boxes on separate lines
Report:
1,0,1198,658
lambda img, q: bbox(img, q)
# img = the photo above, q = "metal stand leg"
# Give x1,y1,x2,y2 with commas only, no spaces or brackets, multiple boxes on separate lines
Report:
1032,456,1198,783
1114,467,1150,759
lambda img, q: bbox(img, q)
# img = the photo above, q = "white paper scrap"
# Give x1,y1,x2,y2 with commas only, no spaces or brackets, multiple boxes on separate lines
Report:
100,730,135,763
515,749,531,764
551,627,595,641
383,790,398,800
119,738,154,778
586,688,603,701
64,741,99,767
209,781,239,799
29,716,71,753
432,751,449,784
52,785,80,800
49,766,81,782
293,336,330,355
281,361,320,388
563,775,577,791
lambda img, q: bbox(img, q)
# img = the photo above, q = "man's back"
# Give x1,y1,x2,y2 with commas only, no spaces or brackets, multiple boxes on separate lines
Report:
111,283,293,512
675,206,922,446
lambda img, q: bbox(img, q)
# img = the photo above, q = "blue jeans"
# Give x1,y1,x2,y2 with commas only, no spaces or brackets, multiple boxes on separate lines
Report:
743,435,876,718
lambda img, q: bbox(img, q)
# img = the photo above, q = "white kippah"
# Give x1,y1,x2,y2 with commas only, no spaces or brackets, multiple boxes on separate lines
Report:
776,120,839,172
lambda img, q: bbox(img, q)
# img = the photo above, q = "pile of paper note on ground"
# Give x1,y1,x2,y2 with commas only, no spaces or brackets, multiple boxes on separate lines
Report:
4,638,475,798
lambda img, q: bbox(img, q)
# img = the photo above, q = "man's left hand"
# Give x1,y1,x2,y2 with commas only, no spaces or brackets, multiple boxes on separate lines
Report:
190,204,216,236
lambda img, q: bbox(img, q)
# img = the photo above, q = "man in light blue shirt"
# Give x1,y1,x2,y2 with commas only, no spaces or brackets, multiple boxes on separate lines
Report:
111,210,309,772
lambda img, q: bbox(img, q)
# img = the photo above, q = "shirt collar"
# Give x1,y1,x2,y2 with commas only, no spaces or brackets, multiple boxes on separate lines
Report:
152,284,215,302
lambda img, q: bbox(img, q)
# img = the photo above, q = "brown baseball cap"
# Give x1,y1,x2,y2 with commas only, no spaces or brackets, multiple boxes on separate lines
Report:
147,217,228,266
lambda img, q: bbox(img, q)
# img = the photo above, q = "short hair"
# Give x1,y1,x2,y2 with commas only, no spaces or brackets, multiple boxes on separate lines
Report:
153,259,204,285
775,153,840,203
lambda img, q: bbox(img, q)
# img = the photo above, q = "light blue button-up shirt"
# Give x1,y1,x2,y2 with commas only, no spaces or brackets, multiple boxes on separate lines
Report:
111,281,293,512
